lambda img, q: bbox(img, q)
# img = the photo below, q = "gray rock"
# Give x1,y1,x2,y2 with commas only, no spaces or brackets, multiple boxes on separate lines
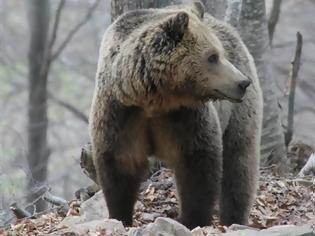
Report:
80,190,108,221
228,224,259,231
191,226,204,236
138,217,192,236
59,190,108,228
142,212,160,222
225,225,314,236
59,219,125,235
261,225,314,236
128,227,143,236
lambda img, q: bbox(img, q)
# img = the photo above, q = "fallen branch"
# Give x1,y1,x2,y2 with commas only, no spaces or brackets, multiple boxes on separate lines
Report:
285,32,303,146
298,153,315,177
10,203,33,219
42,192,69,214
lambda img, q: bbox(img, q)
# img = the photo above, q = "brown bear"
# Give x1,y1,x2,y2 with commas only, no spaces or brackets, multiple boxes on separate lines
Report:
89,1,263,230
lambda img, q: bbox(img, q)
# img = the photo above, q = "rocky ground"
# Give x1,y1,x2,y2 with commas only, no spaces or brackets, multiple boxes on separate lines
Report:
2,168,315,236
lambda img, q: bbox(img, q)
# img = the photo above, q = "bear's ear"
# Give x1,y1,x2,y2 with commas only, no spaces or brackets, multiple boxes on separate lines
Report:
161,12,189,43
192,1,205,19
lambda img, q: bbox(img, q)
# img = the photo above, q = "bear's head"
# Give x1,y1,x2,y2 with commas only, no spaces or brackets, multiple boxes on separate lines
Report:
115,2,251,113
129,3,251,111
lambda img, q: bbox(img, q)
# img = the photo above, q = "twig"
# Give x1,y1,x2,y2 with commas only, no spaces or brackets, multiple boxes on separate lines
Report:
268,0,282,46
150,168,167,181
10,203,33,219
42,192,69,213
48,92,89,123
285,32,303,146
260,164,277,170
50,0,101,62
298,153,315,177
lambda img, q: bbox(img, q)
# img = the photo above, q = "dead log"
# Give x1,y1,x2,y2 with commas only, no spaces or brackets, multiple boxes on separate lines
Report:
10,203,33,219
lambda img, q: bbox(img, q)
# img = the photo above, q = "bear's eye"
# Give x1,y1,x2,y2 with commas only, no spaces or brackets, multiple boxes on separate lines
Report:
208,54,218,64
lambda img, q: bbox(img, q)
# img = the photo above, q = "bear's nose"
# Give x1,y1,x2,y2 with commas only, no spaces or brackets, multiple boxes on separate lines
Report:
238,79,251,92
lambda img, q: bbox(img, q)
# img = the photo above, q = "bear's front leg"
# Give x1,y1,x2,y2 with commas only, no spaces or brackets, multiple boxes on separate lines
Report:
173,106,223,230
90,100,146,227
220,101,260,226
95,153,142,226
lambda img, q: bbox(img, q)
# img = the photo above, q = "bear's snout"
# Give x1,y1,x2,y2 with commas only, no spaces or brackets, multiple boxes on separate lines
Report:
238,79,251,93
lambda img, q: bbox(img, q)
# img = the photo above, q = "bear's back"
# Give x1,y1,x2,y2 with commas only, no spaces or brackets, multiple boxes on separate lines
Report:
110,9,178,44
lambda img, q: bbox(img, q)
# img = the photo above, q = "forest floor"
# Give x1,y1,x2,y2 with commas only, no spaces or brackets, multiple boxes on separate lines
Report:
2,168,315,235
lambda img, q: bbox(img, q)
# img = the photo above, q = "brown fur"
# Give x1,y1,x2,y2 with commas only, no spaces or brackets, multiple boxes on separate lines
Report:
89,1,262,229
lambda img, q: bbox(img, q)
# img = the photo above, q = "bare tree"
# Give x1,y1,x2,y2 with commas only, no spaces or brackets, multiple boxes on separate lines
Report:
201,0,227,20
224,0,242,28
26,0,51,212
239,0,287,171
26,0,99,211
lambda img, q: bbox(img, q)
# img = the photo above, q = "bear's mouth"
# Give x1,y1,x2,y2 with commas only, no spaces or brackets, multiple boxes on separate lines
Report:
213,89,243,103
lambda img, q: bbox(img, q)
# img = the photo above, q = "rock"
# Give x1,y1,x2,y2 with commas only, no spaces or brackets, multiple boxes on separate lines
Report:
59,190,108,228
225,225,314,236
79,190,108,221
59,219,125,235
228,224,259,231
142,212,160,222
135,217,192,236
261,225,314,236
191,226,204,236
128,227,143,236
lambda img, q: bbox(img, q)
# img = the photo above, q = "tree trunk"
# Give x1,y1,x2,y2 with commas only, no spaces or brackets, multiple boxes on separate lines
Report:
201,0,227,20
239,0,287,171
26,0,50,212
111,0,181,22
224,0,242,28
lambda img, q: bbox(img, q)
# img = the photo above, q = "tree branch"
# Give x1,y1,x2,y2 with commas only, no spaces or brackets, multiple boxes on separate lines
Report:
48,92,89,123
48,0,66,56
285,32,303,146
268,0,282,46
50,0,101,62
